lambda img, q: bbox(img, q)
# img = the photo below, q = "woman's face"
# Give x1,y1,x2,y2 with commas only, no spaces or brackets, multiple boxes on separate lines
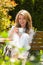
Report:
18,14,27,28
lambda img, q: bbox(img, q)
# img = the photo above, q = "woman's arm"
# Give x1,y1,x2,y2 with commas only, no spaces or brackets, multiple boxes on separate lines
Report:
0,38,12,42
0,26,14,42
8,26,19,38
0,38,5,42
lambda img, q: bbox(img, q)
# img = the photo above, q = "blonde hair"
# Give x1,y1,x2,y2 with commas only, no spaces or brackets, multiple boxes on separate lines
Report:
15,10,32,33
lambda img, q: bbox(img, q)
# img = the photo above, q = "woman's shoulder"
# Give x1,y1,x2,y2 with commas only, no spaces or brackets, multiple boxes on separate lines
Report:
29,28,35,36
29,28,34,33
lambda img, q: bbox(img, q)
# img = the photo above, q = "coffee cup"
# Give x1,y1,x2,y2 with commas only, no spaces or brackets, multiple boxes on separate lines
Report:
18,28,24,34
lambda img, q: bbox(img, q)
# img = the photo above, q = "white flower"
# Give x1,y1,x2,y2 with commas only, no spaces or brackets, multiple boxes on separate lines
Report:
29,55,35,61
40,62,43,65
10,58,15,62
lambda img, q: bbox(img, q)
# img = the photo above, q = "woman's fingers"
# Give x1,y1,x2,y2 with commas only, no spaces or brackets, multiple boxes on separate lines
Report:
14,28,19,33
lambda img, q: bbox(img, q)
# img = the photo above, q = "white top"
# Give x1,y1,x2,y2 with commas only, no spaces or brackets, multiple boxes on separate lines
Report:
8,26,35,50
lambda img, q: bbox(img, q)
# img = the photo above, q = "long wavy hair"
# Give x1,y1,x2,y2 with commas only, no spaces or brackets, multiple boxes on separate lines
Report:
15,10,33,34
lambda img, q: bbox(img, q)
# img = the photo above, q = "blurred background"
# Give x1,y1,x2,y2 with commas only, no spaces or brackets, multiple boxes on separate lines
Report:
0,0,43,34
0,0,43,65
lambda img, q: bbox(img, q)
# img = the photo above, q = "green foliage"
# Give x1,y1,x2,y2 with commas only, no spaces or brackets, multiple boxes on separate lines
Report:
4,56,10,61
33,0,43,31
26,61,32,65
0,11,10,32
1,31,8,38
32,0,35,4
0,43,42,65
0,0,17,33
19,47,27,53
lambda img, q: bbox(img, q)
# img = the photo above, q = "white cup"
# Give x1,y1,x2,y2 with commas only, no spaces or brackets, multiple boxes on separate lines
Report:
18,28,24,34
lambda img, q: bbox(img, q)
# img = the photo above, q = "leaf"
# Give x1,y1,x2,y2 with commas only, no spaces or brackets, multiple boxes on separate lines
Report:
1,31,8,38
5,56,10,61
0,49,2,54
19,48,26,53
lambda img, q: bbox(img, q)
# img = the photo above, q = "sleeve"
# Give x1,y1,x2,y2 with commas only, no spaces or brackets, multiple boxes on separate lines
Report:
28,29,35,44
8,26,15,37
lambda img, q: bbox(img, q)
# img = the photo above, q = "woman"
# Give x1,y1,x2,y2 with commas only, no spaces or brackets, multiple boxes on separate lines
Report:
4,10,35,64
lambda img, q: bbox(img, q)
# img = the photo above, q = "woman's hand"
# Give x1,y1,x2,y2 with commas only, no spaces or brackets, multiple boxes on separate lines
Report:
0,38,12,42
0,38,5,42
14,27,22,37
14,27,19,34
